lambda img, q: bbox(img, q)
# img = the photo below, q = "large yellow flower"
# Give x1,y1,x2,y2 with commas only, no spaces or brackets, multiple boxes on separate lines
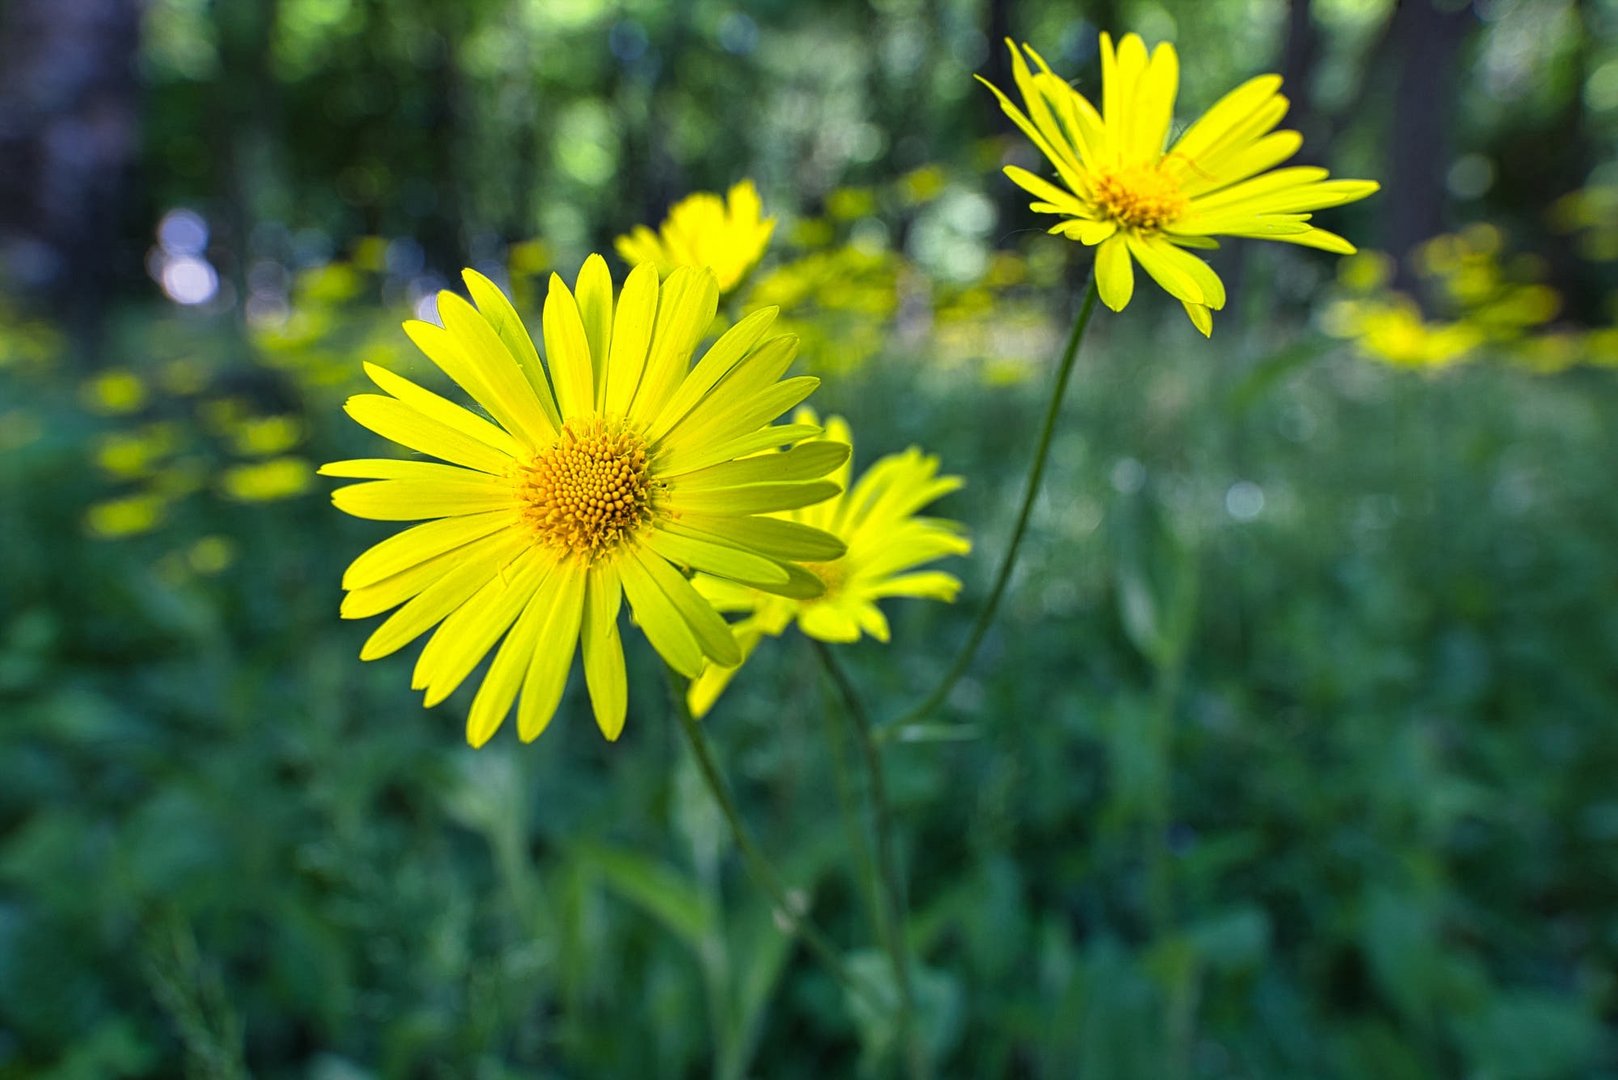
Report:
615,180,776,294
980,33,1380,335
689,412,970,716
323,258,849,746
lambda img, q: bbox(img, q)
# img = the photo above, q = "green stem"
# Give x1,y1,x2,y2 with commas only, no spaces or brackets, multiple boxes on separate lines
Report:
665,670,882,1016
890,278,1100,731
813,641,927,1080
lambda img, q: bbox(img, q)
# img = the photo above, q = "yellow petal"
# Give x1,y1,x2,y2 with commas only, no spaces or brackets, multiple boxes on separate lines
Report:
669,479,841,516
343,392,513,476
574,254,614,404
643,527,790,586
415,547,552,707
602,263,659,418
582,561,628,740
364,363,519,462
626,546,741,666
619,548,705,676
516,557,587,741
359,530,529,661
1095,234,1135,311
462,268,564,432
541,273,596,420
644,306,778,444
340,510,514,590
669,514,847,561
331,477,514,521
630,266,719,425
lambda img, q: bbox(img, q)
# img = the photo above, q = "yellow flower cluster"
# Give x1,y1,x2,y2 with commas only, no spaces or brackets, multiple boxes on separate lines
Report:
1325,224,1615,373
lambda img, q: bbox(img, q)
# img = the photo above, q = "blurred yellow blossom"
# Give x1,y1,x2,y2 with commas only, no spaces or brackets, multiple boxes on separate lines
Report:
85,493,169,538
1324,296,1480,369
616,180,775,293
94,424,180,480
1327,225,1594,373
689,411,969,717
220,456,314,501
827,186,879,221
83,370,148,415
227,414,303,457
186,535,237,575
899,164,948,205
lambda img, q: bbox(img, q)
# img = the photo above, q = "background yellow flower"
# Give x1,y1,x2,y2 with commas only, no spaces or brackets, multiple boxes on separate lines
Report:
981,34,1378,335
689,410,969,716
615,179,776,294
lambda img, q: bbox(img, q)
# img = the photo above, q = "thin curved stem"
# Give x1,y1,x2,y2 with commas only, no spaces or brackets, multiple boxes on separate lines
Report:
890,278,1100,731
813,640,927,1080
665,670,883,1016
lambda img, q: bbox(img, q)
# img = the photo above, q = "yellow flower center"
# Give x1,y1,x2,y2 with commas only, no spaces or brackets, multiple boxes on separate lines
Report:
805,559,847,598
518,418,654,559
1094,164,1187,231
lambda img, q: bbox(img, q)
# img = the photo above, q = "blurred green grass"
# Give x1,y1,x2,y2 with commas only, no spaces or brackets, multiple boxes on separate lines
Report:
3,266,1616,1077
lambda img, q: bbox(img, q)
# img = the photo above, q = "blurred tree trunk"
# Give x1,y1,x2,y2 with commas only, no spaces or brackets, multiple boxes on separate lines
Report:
0,0,141,356
421,0,469,276
1280,0,1323,151
1492,0,1599,316
212,0,281,325
1385,0,1479,279
981,0,1019,246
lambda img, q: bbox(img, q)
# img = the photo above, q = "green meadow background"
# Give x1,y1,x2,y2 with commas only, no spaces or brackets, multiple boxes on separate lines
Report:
3,0,1618,1075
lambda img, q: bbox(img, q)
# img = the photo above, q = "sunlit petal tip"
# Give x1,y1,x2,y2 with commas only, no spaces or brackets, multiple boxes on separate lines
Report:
1183,302,1214,337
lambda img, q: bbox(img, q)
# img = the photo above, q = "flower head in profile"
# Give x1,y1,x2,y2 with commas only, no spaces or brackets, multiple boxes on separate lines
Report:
980,33,1380,335
323,258,849,746
689,411,970,716
615,180,776,294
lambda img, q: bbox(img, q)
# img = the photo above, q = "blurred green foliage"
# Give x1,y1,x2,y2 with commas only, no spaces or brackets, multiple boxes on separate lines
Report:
7,258,1618,1073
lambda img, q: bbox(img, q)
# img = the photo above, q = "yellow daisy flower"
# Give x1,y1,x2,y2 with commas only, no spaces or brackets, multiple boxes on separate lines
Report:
615,180,776,294
323,257,850,746
689,412,970,716
980,33,1380,335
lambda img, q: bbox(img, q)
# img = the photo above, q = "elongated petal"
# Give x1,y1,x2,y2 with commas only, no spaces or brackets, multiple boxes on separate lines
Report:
542,274,596,420
462,268,564,431
644,307,778,443
630,266,720,424
320,459,493,482
1126,233,1206,305
427,293,559,447
516,557,587,741
581,562,627,740
619,549,705,676
415,547,552,706
602,263,659,417
626,546,741,666
671,440,848,492
340,510,514,590
574,254,614,404
363,363,519,461
343,394,514,475
643,527,790,586
331,477,514,521
669,479,841,516
658,374,818,457
359,531,529,660
1182,301,1214,337
1095,234,1135,311
666,514,847,561
653,422,821,477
